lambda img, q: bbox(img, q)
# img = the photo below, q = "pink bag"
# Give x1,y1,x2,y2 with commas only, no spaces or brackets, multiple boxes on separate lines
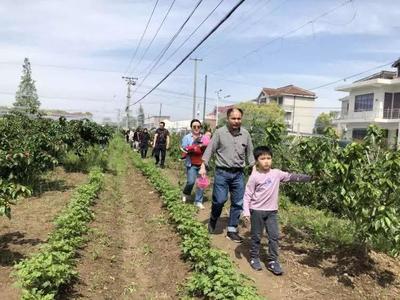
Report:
196,176,210,189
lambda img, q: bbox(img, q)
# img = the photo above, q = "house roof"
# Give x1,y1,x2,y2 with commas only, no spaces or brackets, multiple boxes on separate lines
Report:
354,70,397,83
392,57,400,68
262,85,316,97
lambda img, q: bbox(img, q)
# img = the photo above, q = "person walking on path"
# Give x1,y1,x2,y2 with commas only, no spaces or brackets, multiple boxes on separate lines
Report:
199,107,255,243
152,121,170,168
139,128,151,159
243,146,312,275
181,119,210,209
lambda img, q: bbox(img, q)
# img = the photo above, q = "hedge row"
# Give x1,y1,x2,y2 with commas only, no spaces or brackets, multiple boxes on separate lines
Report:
14,168,104,299
131,154,262,300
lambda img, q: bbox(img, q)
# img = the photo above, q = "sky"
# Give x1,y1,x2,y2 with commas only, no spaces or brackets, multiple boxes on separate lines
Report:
0,0,399,123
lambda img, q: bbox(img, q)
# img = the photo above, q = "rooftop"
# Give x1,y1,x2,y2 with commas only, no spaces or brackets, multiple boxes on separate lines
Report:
354,70,397,83
262,85,316,98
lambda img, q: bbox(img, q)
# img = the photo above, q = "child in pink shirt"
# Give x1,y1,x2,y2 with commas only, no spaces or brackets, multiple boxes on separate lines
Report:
243,146,311,274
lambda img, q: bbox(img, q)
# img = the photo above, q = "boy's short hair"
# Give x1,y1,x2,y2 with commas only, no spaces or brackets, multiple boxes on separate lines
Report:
254,146,273,159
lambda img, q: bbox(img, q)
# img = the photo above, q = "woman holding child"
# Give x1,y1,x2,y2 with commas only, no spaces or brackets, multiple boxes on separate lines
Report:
181,119,211,209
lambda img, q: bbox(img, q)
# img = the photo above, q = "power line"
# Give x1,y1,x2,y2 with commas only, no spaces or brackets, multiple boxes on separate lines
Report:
150,0,225,74
134,0,204,92
124,0,160,75
129,0,177,76
308,61,393,90
201,0,279,59
211,0,355,74
130,0,247,107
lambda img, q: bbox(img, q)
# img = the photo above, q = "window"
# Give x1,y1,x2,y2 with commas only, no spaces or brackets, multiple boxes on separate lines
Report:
354,93,374,112
278,96,283,105
352,128,367,140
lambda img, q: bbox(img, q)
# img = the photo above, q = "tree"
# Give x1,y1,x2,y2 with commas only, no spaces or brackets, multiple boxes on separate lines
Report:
314,112,335,134
137,104,145,127
14,58,40,114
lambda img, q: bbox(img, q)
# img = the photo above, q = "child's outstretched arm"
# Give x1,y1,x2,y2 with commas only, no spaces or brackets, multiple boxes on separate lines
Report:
279,170,312,183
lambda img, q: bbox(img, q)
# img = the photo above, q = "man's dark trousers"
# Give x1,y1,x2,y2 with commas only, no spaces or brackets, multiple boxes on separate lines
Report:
154,145,166,166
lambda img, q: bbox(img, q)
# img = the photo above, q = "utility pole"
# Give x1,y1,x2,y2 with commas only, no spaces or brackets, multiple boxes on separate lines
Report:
159,103,162,120
117,109,121,131
190,58,202,119
215,89,230,128
203,75,207,123
122,76,137,129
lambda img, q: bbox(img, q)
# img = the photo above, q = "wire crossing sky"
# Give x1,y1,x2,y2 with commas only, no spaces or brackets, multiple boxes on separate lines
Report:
0,0,399,122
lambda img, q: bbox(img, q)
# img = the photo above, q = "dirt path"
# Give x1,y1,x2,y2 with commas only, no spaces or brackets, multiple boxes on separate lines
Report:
64,165,189,299
161,163,400,300
0,168,87,300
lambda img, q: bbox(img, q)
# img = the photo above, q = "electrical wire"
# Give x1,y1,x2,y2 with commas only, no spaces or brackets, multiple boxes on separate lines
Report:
130,0,247,107
211,0,355,74
151,0,225,73
134,0,204,92
124,0,160,75
129,0,177,76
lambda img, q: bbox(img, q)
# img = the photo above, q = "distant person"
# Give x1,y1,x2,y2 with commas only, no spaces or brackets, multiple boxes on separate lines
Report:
199,108,255,243
133,128,141,151
128,129,134,149
181,119,211,209
243,146,312,275
152,121,170,168
140,128,151,158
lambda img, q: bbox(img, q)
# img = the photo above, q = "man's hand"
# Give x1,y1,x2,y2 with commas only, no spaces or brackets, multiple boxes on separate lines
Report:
199,163,207,178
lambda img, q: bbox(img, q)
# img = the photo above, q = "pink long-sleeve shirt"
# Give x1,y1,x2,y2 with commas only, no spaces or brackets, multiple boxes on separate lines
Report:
243,169,311,216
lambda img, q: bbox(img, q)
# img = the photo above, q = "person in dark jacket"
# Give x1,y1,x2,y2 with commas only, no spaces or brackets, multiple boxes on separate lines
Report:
140,128,151,158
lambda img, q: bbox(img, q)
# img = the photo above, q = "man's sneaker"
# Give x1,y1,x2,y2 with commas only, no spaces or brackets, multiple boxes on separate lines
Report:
182,195,187,202
208,218,217,234
226,232,244,243
250,258,262,271
195,202,205,209
267,260,283,275
160,165,165,169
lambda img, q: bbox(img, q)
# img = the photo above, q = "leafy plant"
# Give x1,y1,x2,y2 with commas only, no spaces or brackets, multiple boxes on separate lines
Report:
129,139,261,299
14,169,104,299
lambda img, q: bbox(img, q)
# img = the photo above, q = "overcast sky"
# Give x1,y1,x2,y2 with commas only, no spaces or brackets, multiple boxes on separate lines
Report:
0,0,399,122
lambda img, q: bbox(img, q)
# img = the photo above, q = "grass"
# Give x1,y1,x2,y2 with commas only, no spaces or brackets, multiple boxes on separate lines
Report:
279,195,356,252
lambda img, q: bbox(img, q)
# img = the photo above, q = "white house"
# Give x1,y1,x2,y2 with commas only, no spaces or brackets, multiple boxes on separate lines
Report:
255,85,316,134
334,58,400,147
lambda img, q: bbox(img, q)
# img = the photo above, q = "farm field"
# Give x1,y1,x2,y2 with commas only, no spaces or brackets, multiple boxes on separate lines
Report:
1,131,400,299
159,161,400,300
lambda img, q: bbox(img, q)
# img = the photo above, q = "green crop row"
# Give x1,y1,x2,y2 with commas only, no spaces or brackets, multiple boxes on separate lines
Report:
14,168,104,299
131,153,262,300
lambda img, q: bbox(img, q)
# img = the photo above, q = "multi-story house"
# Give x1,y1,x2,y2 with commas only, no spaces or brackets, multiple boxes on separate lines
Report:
255,85,317,134
334,58,400,147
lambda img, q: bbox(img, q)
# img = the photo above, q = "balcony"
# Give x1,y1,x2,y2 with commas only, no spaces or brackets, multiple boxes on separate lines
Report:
383,108,400,119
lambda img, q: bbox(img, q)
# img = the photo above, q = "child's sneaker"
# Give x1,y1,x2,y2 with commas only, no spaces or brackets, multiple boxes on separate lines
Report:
226,232,244,243
267,260,283,275
250,258,262,271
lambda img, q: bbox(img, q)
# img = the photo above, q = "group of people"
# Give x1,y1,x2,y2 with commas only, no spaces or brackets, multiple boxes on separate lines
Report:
125,122,170,167
181,108,312,276
126,127,151,159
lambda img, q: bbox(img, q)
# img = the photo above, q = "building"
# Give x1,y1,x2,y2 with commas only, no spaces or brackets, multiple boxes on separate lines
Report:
333,58,400,146
163,119,191,132
143,115,171,129
255,85,316,134
205,104,235,129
